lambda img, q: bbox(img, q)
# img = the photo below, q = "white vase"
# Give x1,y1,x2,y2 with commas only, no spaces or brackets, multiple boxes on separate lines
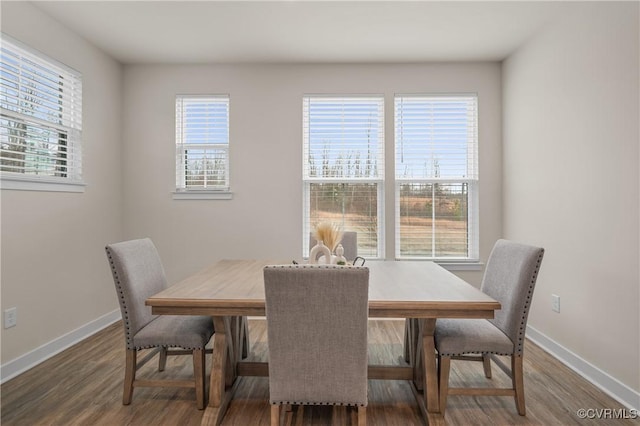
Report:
318,254,337,264
334,244,348,265
309,240,332,264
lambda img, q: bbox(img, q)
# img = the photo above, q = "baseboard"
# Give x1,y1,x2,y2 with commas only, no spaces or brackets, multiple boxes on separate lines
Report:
526,325,640,411
0,309,121,384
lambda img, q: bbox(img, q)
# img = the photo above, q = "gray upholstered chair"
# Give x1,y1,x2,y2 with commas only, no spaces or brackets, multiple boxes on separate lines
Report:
264,265,369,426
435,239,544,416
309,231,358,262
105,238,214,409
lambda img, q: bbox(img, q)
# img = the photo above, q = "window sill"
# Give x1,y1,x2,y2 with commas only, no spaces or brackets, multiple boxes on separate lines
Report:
436,261,484,272
394,258,484,271
0,175,86,193
172,190,233,200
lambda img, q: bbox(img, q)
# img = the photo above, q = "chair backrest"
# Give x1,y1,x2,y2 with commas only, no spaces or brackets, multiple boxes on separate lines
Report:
264,265,369,407
481,239,545,355
309,231,358,262
105,238,169,350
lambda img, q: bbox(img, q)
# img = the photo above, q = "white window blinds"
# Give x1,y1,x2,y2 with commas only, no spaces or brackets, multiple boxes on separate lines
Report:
1,35,83,184
303,96,384,258
395,95,478,260
303,96,384,180
175,95,229,191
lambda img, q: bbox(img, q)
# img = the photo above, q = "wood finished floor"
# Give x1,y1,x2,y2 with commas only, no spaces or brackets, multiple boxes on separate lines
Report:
1,320,636,426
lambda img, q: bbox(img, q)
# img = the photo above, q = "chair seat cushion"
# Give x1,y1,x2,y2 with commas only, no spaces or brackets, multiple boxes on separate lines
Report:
435,318,514,356
133,315,214,350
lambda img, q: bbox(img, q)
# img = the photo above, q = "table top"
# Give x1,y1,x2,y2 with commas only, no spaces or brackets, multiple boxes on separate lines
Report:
146,259,500,319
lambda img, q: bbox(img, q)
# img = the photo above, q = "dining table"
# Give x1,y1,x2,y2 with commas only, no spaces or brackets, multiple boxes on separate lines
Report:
146,259,500,425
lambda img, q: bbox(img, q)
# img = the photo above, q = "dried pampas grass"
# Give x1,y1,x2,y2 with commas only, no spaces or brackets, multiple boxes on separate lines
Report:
313,222,344,252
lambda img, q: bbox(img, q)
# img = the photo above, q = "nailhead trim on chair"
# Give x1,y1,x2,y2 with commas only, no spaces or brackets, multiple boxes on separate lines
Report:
133,343,205,350
265,264,368,270
514,249,545,355
105,247,136,350
445,350,513,357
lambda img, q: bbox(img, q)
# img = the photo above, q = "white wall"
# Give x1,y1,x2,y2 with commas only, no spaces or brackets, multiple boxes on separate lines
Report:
122,63,502,285
0,3,123,363
503,2,639,397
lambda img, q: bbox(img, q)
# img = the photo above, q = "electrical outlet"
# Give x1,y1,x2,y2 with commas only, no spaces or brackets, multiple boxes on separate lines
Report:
4,307,17,328
551,294,560,313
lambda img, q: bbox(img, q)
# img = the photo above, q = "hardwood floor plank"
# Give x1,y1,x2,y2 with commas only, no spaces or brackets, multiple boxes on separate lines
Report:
2,320,636,425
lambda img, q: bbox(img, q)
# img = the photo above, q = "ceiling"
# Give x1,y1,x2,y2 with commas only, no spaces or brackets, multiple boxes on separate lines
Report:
30,1,572,65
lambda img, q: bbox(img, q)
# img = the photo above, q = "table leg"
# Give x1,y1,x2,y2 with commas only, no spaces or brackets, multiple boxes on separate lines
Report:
410,319,424,391
404,318,418,364
209,316,228,407
224,317,237,387
241,316,250,358
230,316,250,360
420,318,440,413
202,316,244,426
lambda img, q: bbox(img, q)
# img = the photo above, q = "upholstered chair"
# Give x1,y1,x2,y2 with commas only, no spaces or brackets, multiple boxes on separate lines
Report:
263,265,369,426
435,239,545,416
105,238,214,409
309,231,358,262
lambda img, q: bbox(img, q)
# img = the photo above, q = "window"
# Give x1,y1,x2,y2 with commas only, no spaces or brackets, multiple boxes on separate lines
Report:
395,95,478,260
1,35,83,191
303,96,384,258
175,95,230,196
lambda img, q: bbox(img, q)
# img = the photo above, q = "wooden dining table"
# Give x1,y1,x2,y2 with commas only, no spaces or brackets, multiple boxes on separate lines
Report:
146,259,500,425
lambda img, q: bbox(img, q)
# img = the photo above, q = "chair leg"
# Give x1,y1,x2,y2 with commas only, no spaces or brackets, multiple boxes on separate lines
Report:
357,405,367,426
158,346,168,371
193,348,206,410
270,404,280,426
438,355,451,415
482,354,492,378
512,354,526,415
123,349,136,405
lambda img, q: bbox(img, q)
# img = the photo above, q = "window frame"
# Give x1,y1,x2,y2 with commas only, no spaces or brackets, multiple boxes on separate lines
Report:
0,34,84,193
302,95,385,259
394,94,479,262
173,94,232,200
